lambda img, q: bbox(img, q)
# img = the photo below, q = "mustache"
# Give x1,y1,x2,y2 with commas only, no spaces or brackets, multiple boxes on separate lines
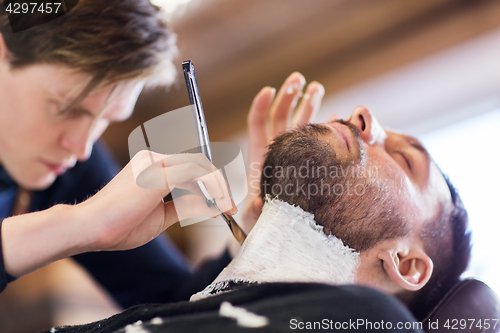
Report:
302,120,364,164
267,119,363,165
299,120,361,140
327,119,362,139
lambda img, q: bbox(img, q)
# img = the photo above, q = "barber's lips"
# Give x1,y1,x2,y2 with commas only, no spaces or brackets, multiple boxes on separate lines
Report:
41,161,69,175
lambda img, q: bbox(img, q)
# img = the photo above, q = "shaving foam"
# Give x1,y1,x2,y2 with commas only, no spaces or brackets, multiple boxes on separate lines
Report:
192,197,360,300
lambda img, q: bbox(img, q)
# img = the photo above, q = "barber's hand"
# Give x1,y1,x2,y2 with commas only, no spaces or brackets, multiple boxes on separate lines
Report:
242,72,325,231
78,150,235,252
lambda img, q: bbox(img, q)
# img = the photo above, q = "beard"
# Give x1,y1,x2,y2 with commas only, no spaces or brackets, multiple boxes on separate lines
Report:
261,122,408,252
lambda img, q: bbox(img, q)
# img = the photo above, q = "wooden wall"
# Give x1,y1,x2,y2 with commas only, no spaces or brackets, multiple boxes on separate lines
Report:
103,0,500,165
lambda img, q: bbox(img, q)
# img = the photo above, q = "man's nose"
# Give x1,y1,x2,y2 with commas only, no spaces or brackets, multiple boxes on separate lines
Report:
347,106,386,145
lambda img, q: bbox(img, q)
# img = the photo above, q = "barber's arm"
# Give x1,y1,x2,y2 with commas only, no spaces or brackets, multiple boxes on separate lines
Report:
1,151,233,278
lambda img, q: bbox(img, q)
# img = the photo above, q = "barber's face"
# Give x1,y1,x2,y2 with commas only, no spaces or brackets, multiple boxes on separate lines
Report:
0,63,143,190
322,106,451,233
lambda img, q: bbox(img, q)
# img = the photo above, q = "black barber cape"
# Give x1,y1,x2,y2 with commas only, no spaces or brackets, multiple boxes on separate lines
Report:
43,283,423,333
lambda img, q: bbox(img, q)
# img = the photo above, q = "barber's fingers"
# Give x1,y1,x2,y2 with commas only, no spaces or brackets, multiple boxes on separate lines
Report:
163,156,234,213
160,153,212,171
177,181,234,216
248,86,276,152
327,113,340,122
269,72,306,138
246,87,276,197
160,154,228,196
163,153,235,214
135,154,227,201
292,82,324,126
196,172,225,200
163,154,230,198
164,164,224,198
165,194,222,222
134,151,214,175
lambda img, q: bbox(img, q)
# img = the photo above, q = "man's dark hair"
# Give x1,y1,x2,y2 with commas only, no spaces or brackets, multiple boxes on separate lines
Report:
398,174,472,321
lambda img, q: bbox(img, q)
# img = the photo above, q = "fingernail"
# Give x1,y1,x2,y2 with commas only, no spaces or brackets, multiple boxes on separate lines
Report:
311,86,325,106
270,87,276,96
286,82,300,94
298,74,306,86
230,198,238,214
310,91,321,106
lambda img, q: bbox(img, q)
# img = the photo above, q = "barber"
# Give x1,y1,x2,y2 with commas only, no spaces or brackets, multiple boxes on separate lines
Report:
0,0,324,307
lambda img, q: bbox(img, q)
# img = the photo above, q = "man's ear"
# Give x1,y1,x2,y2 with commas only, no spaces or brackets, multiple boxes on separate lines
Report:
378,248,433,291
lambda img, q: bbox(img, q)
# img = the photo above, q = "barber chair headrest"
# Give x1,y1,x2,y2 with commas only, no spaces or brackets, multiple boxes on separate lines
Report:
423,279,500,333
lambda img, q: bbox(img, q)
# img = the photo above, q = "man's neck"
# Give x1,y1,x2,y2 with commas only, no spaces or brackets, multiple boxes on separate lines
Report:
193,198,360,300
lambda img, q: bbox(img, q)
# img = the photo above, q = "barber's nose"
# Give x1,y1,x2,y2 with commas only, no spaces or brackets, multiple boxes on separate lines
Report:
61,128,93,161
347,106,386,145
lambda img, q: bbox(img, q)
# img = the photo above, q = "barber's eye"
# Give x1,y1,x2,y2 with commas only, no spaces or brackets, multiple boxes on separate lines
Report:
67,109,85,117
63,108,93,120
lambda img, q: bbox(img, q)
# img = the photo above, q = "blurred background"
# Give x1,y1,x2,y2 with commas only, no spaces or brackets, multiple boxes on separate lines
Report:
1,0,499,331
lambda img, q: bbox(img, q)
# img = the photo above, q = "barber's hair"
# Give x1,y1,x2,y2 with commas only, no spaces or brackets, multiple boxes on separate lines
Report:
397,174,471,321
0,0,177,105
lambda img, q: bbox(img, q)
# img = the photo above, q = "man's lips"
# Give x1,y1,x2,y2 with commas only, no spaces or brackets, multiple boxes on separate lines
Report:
326,122,350,151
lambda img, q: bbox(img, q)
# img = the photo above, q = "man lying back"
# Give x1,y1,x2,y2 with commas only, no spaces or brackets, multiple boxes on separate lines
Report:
195,105,471,322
